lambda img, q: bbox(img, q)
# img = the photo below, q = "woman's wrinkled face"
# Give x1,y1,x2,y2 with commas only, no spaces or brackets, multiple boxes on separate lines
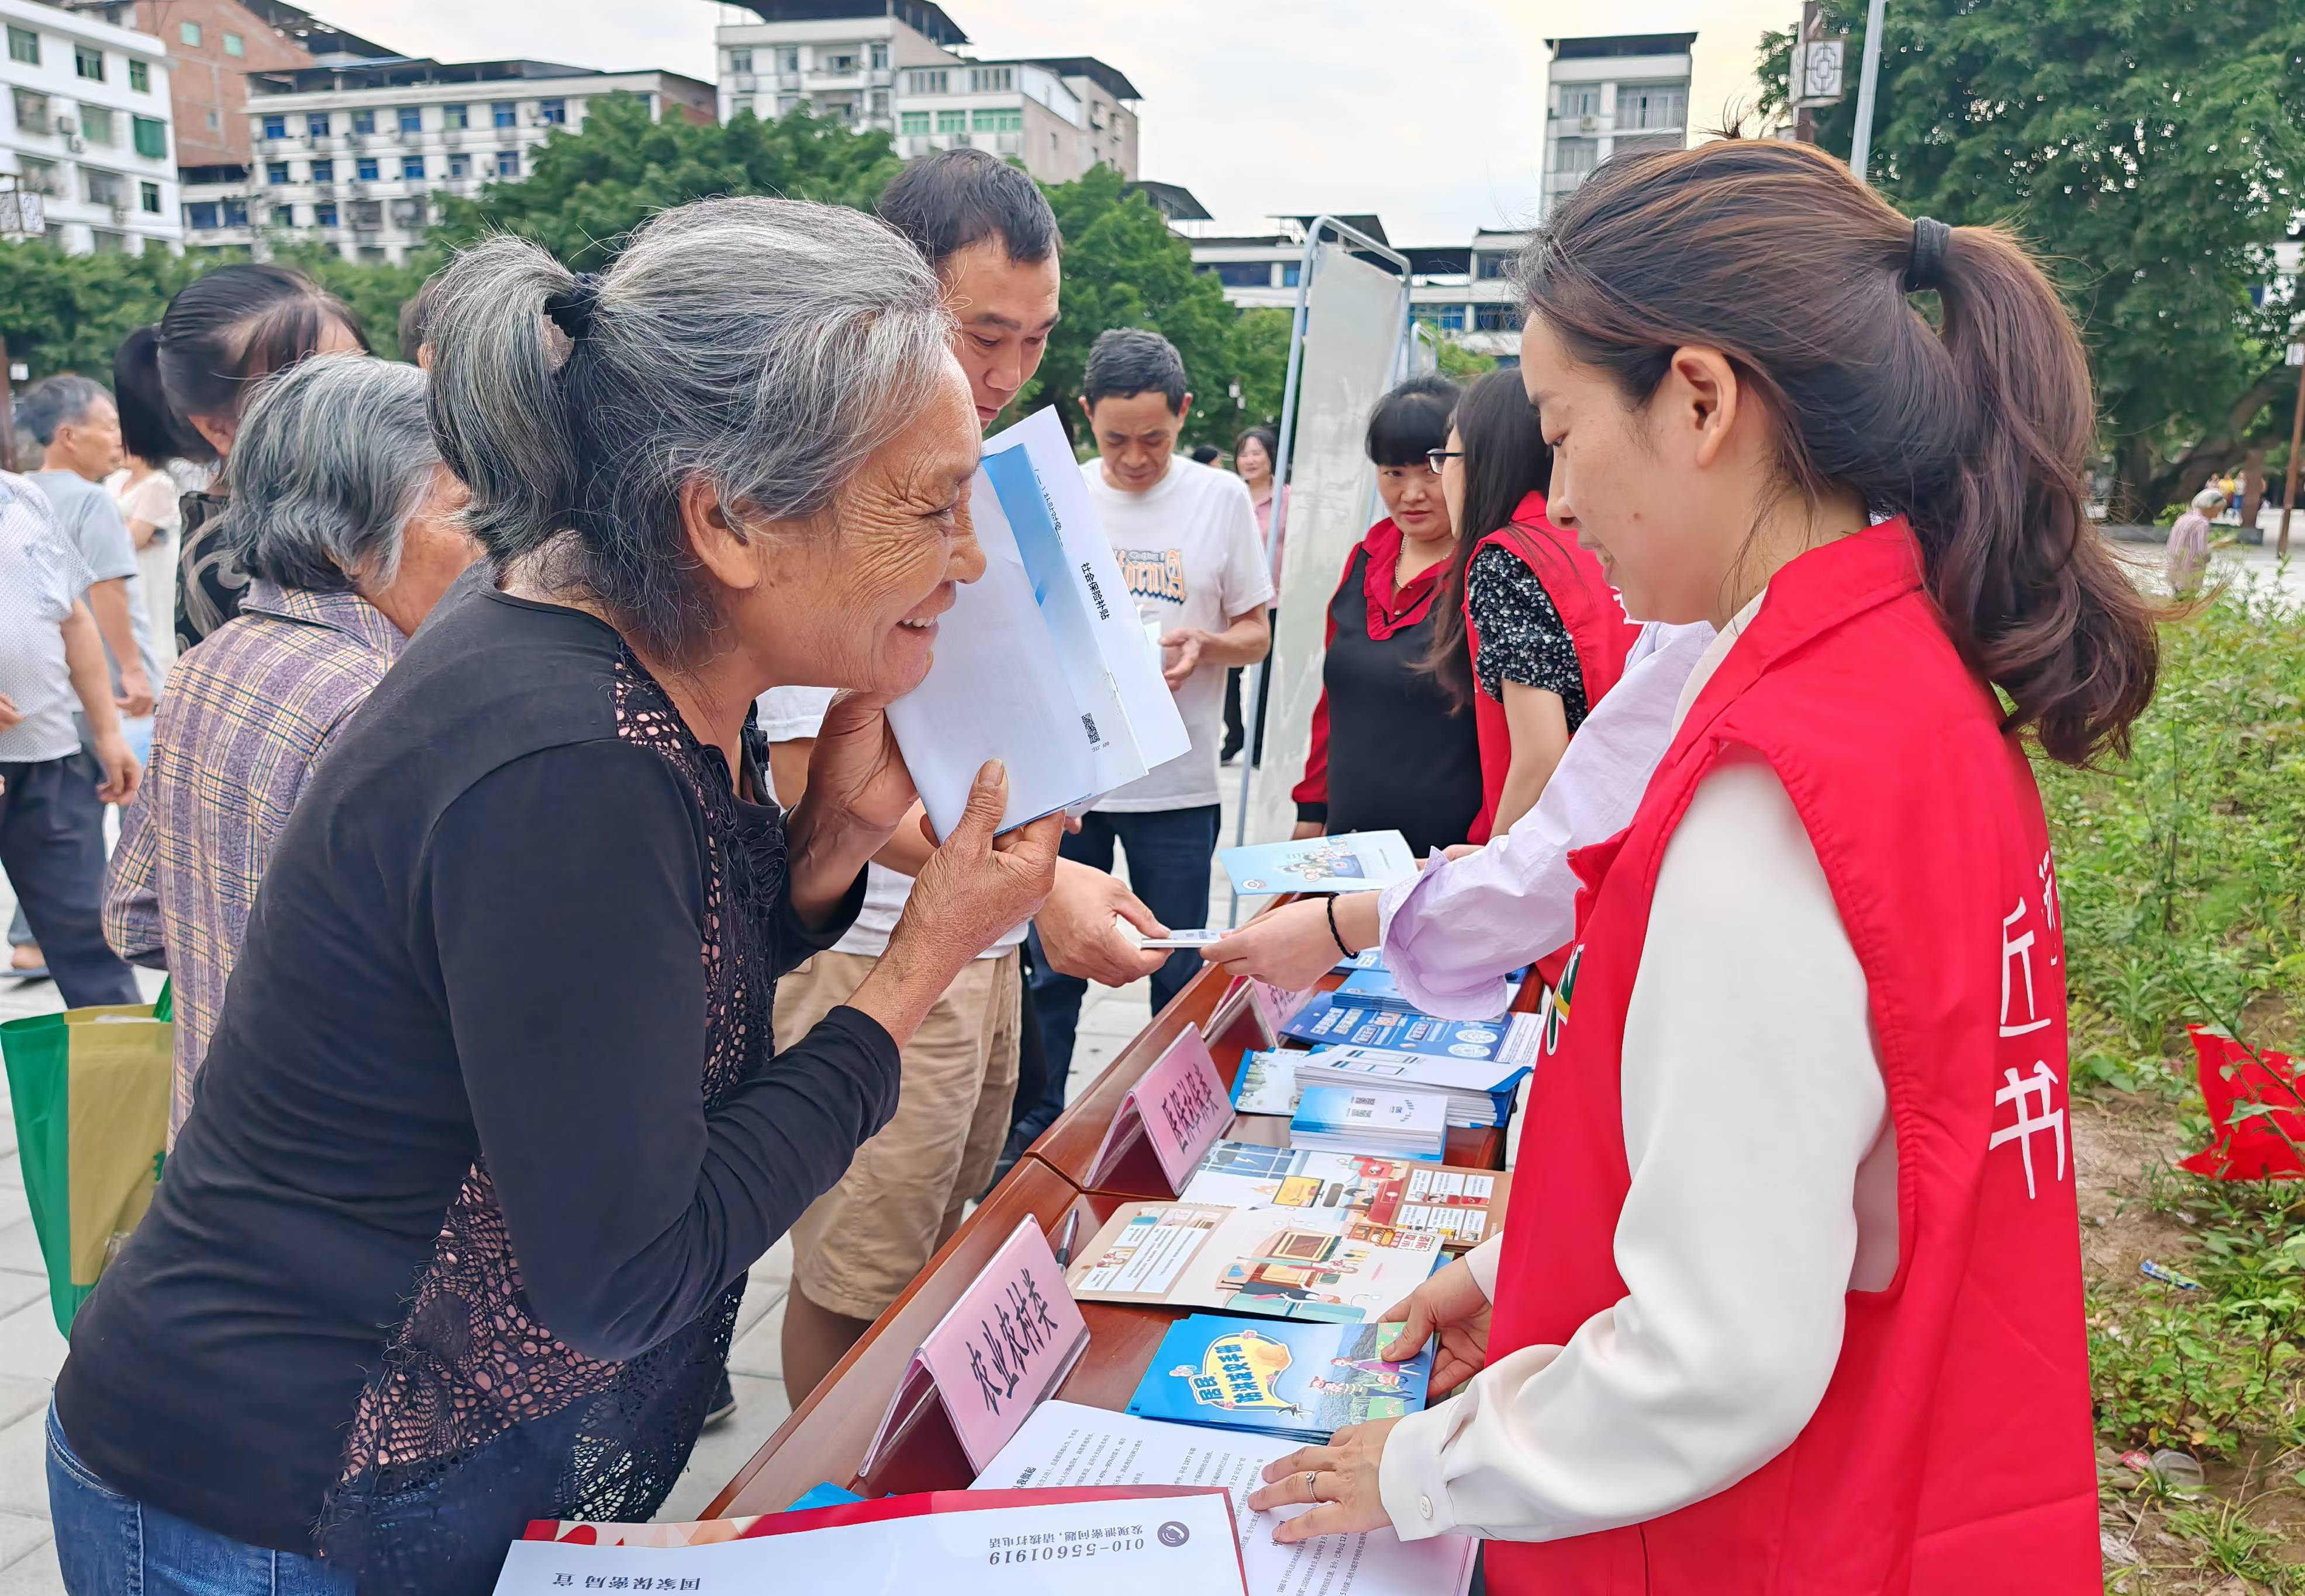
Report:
754,358,986,697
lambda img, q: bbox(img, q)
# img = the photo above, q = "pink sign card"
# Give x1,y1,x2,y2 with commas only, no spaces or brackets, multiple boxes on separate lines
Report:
861,1216,1091,1477
1085,1027,1234,1193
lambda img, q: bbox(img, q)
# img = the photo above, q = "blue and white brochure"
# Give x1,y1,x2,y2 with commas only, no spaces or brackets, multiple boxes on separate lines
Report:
1220,831,1417,896
886,407,1189,836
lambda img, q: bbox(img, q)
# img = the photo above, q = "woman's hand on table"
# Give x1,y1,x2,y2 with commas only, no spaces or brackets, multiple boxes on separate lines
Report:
1201,894,1379,991
1378,1256,1493,1395
1247,1417,1403,1542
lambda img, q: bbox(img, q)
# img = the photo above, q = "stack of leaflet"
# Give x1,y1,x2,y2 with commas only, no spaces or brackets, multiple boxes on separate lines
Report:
1127,1314,1433,1442
1282,1001,1540,1128
1335,961,1522,1020
1289,1085,1447,1162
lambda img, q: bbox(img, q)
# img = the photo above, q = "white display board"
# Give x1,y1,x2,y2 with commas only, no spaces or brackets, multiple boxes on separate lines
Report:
1242,242,1414,857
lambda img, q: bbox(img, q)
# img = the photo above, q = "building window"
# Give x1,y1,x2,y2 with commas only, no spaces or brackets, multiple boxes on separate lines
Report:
1475,303,1521,332
206,109,219,128
447,151,470,177
1619,83,1688,130
348,199,381,228
310,159,334,182
356,158,378,180
730,95,753,118
935,108,967,133
1610,132,1681,161
906,69,948,94
443,103,468,129
272,204,294,226
91,229,127,253
391,198,424,228
777,95,800,116
402,155,423,179
728,47,751,73
83,168,125,206
869,88,888,115
133,115,165,158
776,47,798,72
539,98,566,125
315,202,338,227
6,25,36,65
1281,261,1301,287
223,32,243,57
262,161,285,183
494,149,520,177
492,102,515,128
823,51,856,72
1415,305,1467,333
1476,253,1510,279
75,44,103,81
1555,84,1600,119
1209,261,1274,289
12,87,49,132
872,42,889,69
263,114,288,139
137,179,160,213
308,113,330,137
178,20,200,46
222,198,247,226
351,109,375,134
969,67,1013,93
128,58,149,92
15,156,56,196
399,106,422,134
81,107,116,145
1550,136,1597,175
971,107,1022,133
899,110,929,136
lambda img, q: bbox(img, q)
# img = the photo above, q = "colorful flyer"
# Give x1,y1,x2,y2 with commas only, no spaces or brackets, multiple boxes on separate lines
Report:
1127,1314,1432,1441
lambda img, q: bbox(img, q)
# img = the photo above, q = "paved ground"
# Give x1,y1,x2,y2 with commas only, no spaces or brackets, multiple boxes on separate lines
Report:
0,774,1243,1583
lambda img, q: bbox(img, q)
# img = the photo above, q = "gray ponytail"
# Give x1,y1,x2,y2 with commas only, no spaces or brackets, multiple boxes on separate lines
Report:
424,196,955,662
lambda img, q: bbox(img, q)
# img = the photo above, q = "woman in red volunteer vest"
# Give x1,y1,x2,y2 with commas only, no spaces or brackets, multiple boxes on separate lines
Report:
1431,369,1641,841
1245,139,2159,1595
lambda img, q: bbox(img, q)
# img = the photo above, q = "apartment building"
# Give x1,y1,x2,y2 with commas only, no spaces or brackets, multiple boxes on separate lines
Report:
1190,217,1531,362
184,57,714,262
1539,33,1695,215
713,1,1139,185
2,0,180,252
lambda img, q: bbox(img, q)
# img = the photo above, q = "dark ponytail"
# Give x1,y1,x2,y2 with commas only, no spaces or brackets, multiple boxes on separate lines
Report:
1520,138,2158,766
1420,369,1555,709
111,326,195,464
154,263,369,464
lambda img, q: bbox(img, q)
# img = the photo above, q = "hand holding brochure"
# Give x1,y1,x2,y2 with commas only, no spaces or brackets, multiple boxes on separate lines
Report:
886,408,1189,835
1220,831,1416,895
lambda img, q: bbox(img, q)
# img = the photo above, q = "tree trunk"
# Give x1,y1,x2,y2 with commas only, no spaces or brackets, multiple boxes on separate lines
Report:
2108,436,2161,524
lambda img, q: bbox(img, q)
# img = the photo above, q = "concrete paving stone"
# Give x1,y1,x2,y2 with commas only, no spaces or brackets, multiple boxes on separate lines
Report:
0,1227,40,1283
0,1402,48,1521
750,1234,792,1295
0,1509,51,1572
0,1533,57,1596
0,1196,28,1242
655,1373,789,1524
723,1308,784,1383
0,1300,69,1386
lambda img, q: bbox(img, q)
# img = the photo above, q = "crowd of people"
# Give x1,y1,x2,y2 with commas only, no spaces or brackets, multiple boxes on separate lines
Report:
0,134,2156,1595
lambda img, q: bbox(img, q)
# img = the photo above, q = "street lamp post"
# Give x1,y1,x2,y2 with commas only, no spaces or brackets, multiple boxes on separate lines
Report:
1849,0,1889,182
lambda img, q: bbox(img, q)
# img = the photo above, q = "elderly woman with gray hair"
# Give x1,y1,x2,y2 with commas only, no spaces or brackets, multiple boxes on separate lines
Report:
51,196,1058,1596
102,353,476,1141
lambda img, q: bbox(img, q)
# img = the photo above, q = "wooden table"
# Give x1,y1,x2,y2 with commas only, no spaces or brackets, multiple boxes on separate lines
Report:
710,935,1537,1516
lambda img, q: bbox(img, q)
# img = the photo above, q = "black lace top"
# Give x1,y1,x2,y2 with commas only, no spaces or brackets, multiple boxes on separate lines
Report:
1466,541,1592,732
56,588,893,1595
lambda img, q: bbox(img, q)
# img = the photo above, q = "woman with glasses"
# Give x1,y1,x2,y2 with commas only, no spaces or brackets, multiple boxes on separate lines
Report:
1431,368,1640,840
1286,375,1482,857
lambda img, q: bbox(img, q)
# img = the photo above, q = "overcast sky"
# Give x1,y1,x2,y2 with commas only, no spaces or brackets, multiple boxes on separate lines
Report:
307,0,1547,244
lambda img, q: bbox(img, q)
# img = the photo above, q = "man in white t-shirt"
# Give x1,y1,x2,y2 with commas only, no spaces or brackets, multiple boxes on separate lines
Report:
1016,329,1274,1141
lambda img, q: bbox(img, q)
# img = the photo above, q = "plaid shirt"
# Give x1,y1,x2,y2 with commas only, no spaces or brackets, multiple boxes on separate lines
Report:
105,580,406,1139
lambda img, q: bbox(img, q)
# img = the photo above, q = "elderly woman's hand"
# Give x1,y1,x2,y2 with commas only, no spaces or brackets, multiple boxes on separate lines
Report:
802,691,919,842
850,761,1062,1046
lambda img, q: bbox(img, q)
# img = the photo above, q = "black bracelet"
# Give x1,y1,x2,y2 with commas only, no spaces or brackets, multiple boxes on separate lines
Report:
1325,894,1352,958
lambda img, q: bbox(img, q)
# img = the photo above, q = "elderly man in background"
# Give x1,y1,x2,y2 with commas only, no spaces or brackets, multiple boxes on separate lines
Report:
0,472,142,1008
104,355,476,1139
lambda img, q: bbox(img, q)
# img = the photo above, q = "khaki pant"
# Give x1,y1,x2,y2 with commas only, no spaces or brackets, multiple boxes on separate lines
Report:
782,946,1022,1322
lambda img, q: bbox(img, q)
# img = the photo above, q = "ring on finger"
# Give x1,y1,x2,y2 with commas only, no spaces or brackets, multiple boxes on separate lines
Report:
1304,1470,1322,1502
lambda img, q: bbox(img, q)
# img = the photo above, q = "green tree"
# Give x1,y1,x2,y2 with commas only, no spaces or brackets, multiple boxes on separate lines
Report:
432,94,902,265
0,243,203,381
1758,1,2305,520
1018,163,1254,449
1434,340,1497,383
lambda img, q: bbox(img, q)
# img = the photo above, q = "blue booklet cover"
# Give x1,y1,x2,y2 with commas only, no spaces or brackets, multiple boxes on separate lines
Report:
1221,832,1417,895
1284,997,1542,1073
1127,1314,1433,1440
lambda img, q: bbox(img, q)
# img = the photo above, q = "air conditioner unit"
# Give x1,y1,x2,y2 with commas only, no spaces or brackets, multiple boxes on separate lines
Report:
53,114,77,136
1578,114,1600,134
108,202,127,223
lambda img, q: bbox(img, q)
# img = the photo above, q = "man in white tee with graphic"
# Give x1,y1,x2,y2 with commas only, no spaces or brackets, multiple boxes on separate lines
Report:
1016,329,1274,1143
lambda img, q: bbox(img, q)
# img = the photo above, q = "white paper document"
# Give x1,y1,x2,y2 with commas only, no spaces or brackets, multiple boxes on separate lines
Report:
976,1401,1477,1596
494,1489,1245,1594
888,407,1190,835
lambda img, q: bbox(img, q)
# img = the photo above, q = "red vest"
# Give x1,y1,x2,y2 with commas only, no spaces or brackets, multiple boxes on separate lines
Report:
1462,492,1641,846
1486,524,2099,1596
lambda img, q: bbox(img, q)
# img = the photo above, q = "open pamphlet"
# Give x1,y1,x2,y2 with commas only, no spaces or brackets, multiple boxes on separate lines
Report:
1220,831,1417,896
497,1484,1247,1594
1181,1140,1509,1250
1127,1314,1433,1441
886,407,1189,835
1064,1200,1443,1322
976,1401,1477,1596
